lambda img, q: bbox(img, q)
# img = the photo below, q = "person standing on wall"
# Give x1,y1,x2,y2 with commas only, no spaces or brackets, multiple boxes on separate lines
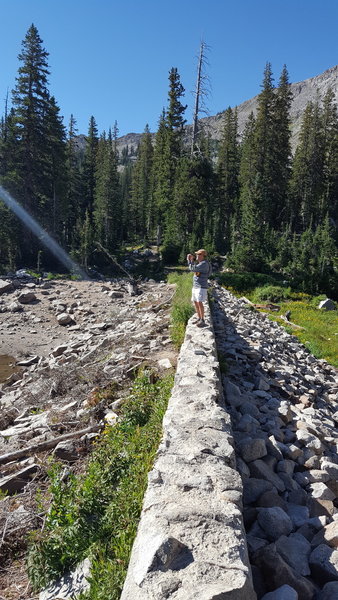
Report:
186,249,212,327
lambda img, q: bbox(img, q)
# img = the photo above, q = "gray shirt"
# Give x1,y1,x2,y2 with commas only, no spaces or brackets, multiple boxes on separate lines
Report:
188,260,212,289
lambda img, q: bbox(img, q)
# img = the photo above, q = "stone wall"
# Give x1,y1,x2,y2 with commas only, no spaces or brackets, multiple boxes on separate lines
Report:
121,305,256,600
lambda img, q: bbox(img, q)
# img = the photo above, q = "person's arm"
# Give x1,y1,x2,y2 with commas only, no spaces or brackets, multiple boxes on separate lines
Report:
188,260,209,274
187,253,195,271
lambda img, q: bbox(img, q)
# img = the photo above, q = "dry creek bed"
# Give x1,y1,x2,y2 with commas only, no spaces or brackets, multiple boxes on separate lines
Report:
0,276,177,600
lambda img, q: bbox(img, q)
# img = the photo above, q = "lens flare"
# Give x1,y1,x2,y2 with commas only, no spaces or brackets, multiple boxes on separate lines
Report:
0,185,89,279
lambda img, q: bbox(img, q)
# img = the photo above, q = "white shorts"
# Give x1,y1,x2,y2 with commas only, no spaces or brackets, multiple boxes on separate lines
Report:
191,287,208,303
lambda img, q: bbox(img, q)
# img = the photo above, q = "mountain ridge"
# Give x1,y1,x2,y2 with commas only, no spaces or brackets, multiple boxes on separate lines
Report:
113,64,338,156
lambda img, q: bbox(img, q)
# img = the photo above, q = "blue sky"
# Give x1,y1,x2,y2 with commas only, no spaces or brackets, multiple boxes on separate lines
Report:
1,0,337,137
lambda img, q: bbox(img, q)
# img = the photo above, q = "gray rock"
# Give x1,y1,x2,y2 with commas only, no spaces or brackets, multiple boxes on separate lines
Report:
278,402,293,424
8,300,23,312
50,345,68,358
0,279,13,294
224,379,244,407
279,473,299,492
321,461,338,480
317,581,338,599
311,520,338,549
284,444,303,461
286,504,310,528
53,441,80,462
256,490,288,511
236,414,259,432
253,543,317,599
257,507,293,541
277,460,295,475
18,291,37,304
39,558,91,600
238,438,267,462
158,358,173,369
243,478,274,505
266,436,284,460
247,535,269,554
57,312,74,326
296,430,323,454
239,401,260,418
308,483,336,501
309,544,338,584
307,498,335,519
249,459,286,492
318,299,336,311
261,584,298,599
275,533,311,576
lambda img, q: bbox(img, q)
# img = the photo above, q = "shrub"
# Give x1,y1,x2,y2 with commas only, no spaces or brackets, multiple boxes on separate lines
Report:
252,285,292,303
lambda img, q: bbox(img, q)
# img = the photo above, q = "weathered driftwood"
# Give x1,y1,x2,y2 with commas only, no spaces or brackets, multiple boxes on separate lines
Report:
0,424,102,466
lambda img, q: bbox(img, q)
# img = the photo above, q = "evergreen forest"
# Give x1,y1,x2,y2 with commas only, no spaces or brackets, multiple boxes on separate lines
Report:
0,25,337,298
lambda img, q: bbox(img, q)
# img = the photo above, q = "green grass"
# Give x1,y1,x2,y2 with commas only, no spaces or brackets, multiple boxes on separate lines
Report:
167,271,195,347
269,301,338,367
27,370,173,600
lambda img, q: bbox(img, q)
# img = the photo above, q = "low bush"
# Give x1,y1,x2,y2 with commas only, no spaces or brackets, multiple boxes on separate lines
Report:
252,285,292,303
217,272,283,294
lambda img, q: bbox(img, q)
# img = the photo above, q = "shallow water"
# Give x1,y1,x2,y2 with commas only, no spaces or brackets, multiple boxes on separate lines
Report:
0,354,18,383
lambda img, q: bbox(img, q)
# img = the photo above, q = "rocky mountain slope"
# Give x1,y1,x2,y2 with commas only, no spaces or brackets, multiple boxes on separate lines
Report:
113,64,338,156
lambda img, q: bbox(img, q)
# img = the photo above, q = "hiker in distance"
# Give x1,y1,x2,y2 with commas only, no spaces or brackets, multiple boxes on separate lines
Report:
187,249,212,327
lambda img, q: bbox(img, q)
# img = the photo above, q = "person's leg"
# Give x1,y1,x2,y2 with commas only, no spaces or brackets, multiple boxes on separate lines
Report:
197,301,205,321
194,301,202,319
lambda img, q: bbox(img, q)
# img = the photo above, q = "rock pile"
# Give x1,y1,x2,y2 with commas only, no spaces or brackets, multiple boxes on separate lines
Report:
212,284,338,599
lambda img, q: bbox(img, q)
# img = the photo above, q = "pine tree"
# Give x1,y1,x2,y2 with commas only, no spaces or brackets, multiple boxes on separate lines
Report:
152,110,171,238
290,101,324,230
78,209,94,270
44,96,67,236
153,68,187,251
11,25,52,214
93,132,120,251
320,89,338,229
215,106,239,252
3,24,68,265
170,149,214,262
130,124,154,241
64,115,82,248
82,116,99,219
253,62,277,225
273,65,293,226
120,163,133,241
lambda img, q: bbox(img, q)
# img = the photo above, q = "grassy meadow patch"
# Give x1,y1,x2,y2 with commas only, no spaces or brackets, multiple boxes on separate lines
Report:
270,301,338,367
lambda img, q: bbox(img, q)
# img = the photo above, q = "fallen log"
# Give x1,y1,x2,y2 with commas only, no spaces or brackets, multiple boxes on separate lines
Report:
0,424,102,466
279,315,305,330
